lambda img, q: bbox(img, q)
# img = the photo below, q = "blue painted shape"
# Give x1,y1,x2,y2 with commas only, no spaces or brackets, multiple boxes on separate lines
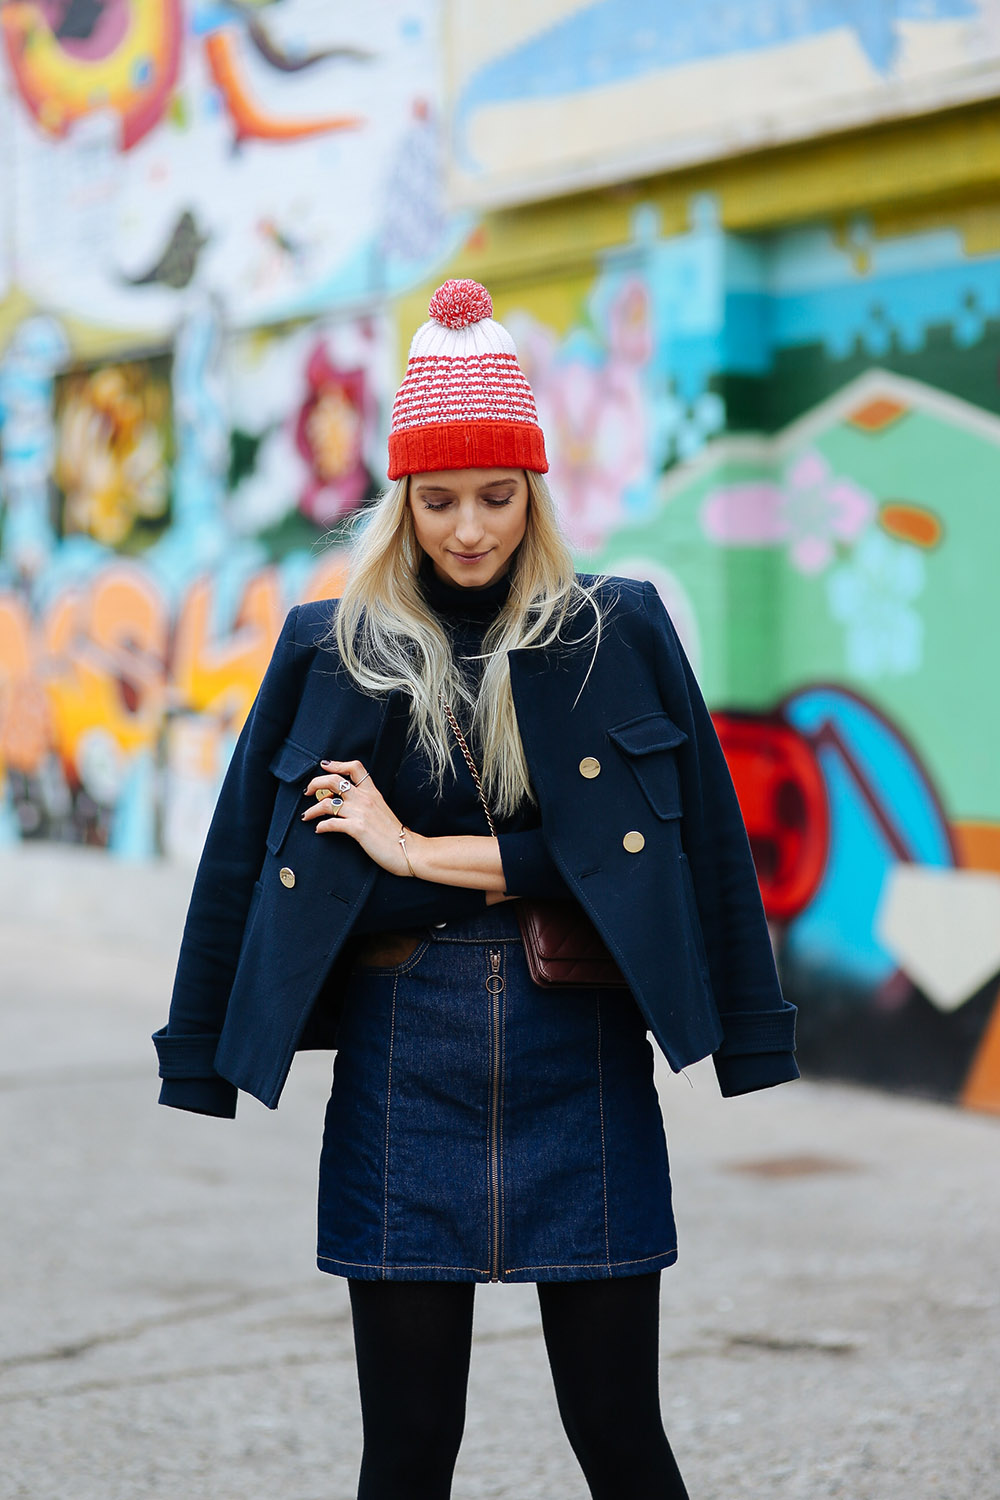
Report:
771,257,1000,360
782,687,953,987
108,750,158,861
455,0,978,169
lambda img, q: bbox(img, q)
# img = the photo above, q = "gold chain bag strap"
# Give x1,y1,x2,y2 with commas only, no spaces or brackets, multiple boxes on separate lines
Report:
440,698,629,989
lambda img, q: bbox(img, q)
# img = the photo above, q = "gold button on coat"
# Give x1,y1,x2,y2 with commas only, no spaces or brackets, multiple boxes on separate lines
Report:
623,831,645,853
579,756,601,778
279,867,296,888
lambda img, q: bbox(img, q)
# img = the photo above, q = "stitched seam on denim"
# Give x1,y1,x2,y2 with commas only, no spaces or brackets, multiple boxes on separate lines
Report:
504,1249,678,1274
596,995,611,1276
499,947,507,1277
381,972,398,1280
486,952,495,1277
429,935,523,945
318,1255,490,1273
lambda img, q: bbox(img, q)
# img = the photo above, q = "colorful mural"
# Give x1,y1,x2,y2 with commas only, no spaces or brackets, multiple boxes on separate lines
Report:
0,301,377,858
550,212,1000,1113
448,0,1000,203
1,1,459,336
0,7,997,1109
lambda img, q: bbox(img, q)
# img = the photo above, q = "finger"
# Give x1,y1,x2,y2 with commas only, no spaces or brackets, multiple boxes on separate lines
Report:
301,796,345,823
313,813,351,834
305,774,353,797
320,759,367,781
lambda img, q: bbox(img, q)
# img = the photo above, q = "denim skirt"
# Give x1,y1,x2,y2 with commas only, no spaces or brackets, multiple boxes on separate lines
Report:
316,902,676,1283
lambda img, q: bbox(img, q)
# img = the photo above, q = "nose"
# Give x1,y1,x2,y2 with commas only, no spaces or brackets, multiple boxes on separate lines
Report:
453,505,486,548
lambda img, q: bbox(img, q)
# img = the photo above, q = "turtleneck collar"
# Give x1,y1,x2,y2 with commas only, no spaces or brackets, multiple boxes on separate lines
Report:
417,549,513,622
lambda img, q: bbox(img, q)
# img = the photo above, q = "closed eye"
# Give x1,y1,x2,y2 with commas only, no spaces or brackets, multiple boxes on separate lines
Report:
422,497,514,511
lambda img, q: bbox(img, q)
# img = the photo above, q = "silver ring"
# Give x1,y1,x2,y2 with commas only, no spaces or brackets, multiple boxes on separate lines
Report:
338,777,352,793
354,770,371,786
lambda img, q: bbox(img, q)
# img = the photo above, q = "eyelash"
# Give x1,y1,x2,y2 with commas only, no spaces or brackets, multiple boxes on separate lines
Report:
422,498,513,511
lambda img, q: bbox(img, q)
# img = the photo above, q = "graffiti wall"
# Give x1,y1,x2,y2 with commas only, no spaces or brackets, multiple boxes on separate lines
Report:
0,9,997,1109
485,202,1000,1109
0,5,449,861
0,0,456,338
448,0,1000,205
0,301,391,859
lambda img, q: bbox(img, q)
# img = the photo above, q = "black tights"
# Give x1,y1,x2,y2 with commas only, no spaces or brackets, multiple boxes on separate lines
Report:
348,1272,689,1500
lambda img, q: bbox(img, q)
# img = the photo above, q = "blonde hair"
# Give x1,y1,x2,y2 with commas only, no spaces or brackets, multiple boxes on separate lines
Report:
328,470,615,819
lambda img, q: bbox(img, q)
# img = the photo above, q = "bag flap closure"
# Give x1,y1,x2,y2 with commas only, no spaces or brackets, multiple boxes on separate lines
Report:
607,711,687,756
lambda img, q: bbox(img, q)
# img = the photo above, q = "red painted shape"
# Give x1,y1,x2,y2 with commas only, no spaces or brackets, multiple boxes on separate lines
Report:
714,714,830,923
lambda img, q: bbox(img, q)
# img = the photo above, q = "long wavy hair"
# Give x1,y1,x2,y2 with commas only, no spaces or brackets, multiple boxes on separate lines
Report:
328,470,616,819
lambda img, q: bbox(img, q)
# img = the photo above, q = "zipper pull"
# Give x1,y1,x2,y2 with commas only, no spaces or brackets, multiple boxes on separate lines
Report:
486,949,504,993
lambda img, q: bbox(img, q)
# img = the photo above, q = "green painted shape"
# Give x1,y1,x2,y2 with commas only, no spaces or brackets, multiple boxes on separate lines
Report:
592,395,1000,821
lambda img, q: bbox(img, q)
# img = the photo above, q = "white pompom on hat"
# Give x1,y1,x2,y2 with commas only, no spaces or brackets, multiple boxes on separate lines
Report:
387,278,548,479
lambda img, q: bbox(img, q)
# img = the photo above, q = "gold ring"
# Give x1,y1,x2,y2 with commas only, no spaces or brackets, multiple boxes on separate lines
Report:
315,788,333,801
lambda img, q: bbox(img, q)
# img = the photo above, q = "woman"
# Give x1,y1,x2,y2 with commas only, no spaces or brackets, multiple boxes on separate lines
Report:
154,279,798,1499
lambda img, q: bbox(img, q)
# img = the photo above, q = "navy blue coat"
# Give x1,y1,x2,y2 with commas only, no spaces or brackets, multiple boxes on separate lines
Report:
153,575,797,1118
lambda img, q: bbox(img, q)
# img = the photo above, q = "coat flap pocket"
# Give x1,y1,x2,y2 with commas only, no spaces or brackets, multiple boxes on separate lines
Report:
268,737,320,784
607,711,687,756
607,712,685,820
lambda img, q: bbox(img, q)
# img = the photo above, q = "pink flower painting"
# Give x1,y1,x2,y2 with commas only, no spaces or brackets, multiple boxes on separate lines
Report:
701,449,874,574
511,280,651,554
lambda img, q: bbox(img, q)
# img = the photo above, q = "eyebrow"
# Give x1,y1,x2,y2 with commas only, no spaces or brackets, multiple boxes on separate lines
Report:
415,481,518,497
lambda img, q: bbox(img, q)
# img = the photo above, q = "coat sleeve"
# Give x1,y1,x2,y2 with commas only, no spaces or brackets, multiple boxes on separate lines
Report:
641,582,799,1098
152,606,307,1118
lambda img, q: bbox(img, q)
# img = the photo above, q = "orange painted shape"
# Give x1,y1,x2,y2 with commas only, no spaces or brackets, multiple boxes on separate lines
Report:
42,564,168,766
203,31,362,144
0,593,51,778
847,396,908,432
302,553,349,605
960,984,1000,1116
879,502,943,549
172,570,283,728
952,821,1000,874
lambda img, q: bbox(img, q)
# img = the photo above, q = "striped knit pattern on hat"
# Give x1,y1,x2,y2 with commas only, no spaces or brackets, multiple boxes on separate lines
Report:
387,279,548,479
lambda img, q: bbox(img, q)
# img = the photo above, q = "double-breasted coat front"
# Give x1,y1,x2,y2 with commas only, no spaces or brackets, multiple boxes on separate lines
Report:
153,574,797,1120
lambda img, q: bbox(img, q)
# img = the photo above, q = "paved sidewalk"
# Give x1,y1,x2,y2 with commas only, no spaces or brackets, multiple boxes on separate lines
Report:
1,847,998,1500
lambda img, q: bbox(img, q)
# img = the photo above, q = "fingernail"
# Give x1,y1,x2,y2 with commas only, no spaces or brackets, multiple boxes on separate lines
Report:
321,760,333,768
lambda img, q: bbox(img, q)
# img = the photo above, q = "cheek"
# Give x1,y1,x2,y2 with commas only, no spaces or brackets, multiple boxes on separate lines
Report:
499,503,529,544
410,509,441,545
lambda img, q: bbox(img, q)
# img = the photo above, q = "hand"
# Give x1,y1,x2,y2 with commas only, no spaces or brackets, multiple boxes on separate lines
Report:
302,759,415,878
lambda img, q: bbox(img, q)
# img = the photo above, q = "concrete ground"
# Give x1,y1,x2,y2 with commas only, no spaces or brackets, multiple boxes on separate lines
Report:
1,845,998,1500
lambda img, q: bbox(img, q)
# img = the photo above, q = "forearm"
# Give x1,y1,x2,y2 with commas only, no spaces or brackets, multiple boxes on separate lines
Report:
407,832,508,893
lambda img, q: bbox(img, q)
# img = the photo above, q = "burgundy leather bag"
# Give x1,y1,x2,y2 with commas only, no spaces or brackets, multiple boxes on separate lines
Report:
441,700,629,989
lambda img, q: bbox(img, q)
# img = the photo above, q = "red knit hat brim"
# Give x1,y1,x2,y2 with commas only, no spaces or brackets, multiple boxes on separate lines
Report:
387,420,548,480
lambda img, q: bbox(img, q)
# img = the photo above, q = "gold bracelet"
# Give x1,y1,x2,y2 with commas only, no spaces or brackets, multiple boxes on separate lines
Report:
398,823,418,878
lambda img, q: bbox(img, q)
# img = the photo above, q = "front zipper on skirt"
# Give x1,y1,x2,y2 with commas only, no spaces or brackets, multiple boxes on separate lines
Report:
486,947,504,1282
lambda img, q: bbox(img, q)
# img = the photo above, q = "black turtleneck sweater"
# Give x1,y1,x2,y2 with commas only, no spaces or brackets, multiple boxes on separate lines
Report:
351,552,572,935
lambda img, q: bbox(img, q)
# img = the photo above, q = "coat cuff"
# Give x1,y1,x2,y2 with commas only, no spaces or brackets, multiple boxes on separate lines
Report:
153,1027,223,1077
153,1028,238,1117
714,1001,797,1057
713,1049,800,1098
158,1075,238,1118
496,829,567,898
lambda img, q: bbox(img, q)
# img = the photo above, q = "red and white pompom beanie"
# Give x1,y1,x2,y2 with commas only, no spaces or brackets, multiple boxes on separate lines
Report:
387,279,548,480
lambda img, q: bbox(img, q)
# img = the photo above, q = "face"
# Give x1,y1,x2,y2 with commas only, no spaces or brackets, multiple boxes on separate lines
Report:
408,468,529,588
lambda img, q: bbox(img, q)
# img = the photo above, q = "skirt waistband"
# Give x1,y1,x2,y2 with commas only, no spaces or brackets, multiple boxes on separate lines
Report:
426,900,527,943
